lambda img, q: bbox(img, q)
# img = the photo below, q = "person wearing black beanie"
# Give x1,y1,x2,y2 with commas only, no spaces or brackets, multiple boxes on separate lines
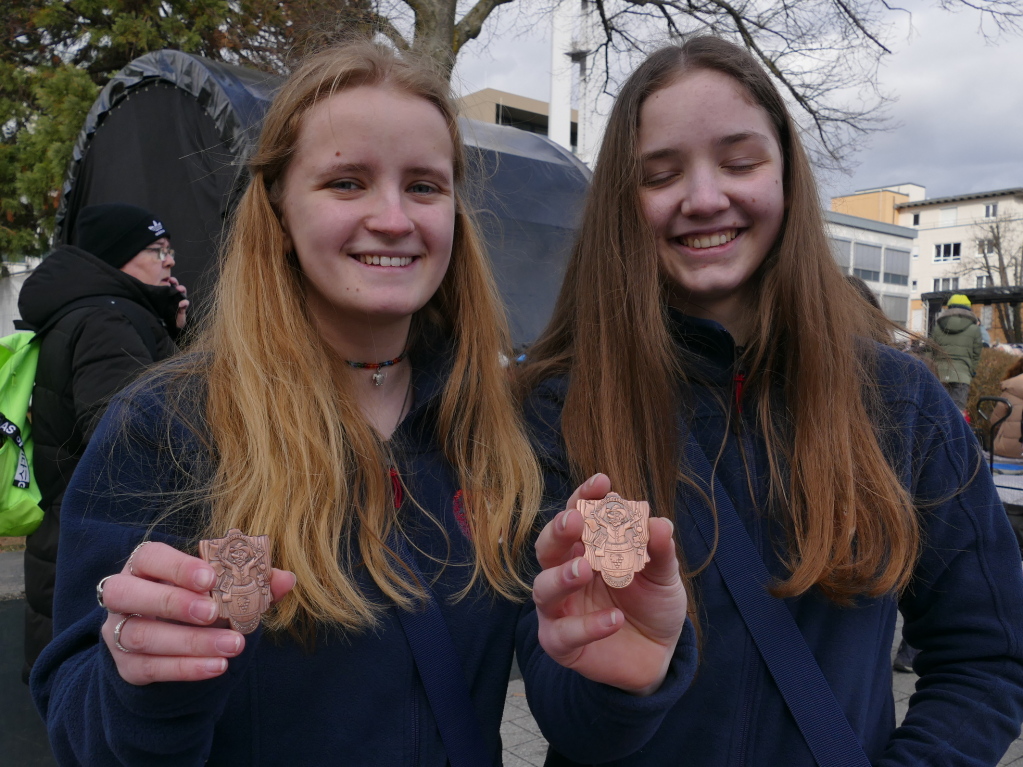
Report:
74,203,172,270
16,202,189,683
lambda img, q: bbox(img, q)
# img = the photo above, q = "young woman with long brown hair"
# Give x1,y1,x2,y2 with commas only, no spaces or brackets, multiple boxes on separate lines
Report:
520,35,1023,766
30,41,692,765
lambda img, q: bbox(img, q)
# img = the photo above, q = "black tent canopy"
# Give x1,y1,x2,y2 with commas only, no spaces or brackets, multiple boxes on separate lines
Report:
54,49,590,346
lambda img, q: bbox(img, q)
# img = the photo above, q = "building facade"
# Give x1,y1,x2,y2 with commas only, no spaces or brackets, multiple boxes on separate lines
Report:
458,89,578,151
825,211,915,326
896,188,1023,334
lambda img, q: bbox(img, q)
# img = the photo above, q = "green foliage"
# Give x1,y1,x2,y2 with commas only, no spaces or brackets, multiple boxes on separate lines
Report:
0,0,369,259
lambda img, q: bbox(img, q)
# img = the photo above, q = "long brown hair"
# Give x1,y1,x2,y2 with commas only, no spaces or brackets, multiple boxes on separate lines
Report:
521,35,918,603
153,41,540,635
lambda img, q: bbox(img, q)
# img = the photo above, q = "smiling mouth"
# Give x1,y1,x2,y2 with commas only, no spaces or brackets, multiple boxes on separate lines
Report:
679,229,738,249
354,254,416,267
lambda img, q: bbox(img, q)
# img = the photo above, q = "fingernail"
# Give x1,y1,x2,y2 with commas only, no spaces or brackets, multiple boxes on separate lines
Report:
570,559,580,579
585,474,599,488
559,510,571,531
190,600,218,622
215,634,242,655
601,610,618,628
194,569,214,590
205,658,227,674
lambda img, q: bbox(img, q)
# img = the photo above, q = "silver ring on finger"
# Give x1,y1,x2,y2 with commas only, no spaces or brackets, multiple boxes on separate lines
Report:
95,574,115,609
113,613,143,654
127,540,151,577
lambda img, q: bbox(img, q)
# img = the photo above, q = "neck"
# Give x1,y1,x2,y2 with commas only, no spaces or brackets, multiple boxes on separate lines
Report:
353,361,413,440
310,306,412,364
668,293,751,346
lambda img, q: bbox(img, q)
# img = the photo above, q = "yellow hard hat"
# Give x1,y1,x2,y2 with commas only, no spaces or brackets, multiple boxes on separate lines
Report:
947,293,972,308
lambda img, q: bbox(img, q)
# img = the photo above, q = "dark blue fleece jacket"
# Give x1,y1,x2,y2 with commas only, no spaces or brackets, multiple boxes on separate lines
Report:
525,315,1023,767
30,340,697,766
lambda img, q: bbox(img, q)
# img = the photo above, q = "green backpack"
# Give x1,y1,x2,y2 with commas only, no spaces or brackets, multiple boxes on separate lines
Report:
0,296,160,537
0,330,45,536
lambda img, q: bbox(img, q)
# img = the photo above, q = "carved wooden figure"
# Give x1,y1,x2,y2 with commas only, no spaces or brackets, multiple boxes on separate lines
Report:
199,529,273,634
578,493,651,588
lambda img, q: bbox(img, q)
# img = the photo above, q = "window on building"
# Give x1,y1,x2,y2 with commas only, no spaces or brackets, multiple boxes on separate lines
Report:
934,242,961,262
933,278,940,292
829,238,851,274
883,248,910,286
978,239,997,256
985,203,998,218
940,207,957,227
852,242,881,282
912,213,920,226
911,280,918,291
880,294,909,327
934,277,959,291
976,275,992,288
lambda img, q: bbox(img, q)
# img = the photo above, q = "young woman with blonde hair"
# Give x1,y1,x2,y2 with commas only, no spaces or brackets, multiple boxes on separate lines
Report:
520,35,1023,766
31,41,692,764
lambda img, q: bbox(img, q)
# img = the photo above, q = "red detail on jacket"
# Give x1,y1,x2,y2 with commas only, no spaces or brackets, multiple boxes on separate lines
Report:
452,489,471,538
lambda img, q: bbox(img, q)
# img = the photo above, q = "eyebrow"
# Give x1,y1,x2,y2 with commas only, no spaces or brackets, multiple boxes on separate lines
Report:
316,161,451,180
640,131,773,163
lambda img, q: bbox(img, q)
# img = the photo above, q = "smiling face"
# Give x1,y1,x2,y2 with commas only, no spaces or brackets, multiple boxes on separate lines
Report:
278,85,455,349
638,69,785,338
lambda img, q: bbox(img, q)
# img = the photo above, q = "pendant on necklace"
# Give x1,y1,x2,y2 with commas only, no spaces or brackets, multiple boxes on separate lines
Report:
372,370,386,386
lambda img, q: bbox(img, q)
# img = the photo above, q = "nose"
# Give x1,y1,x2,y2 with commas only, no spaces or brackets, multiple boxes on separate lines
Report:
164,250,175,268
680,167,730,218
366,189,415,238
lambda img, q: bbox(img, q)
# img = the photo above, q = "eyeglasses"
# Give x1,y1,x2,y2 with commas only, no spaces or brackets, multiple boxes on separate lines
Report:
142,246,175,263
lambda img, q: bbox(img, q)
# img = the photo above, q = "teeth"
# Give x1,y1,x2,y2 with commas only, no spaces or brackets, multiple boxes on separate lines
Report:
356,255,413,267
681,230,737,249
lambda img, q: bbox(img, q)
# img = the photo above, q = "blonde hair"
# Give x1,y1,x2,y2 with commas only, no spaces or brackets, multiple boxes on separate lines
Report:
156,41,540,636
521,36,918,604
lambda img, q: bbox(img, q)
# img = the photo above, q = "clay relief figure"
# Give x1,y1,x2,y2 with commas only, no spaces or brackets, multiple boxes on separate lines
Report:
577,493,651,587
198,529,272,634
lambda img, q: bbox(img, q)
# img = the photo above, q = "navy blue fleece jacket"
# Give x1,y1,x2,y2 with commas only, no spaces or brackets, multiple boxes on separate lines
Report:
30,341,697,766
525,315,1023,767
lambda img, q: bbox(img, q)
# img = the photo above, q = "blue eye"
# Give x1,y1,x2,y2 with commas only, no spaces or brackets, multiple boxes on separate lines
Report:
409,182,437,195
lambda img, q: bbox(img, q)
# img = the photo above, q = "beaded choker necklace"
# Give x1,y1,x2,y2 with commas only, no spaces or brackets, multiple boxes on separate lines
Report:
346,350,407,386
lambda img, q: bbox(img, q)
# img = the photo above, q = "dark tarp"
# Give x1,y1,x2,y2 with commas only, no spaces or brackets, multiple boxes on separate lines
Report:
53,49,590,346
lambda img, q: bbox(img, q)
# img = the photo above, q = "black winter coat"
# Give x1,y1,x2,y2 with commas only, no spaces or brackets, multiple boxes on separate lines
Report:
17,245,180,680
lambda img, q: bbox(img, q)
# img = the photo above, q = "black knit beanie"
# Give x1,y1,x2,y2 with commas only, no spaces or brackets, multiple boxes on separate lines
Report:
74,203,170,269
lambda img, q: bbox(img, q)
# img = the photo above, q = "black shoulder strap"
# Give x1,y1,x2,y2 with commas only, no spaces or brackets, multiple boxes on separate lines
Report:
28,296,161,360
680,430,873,767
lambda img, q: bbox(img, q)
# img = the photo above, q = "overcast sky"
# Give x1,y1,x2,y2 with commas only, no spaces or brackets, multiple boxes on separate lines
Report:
451,2,1023,203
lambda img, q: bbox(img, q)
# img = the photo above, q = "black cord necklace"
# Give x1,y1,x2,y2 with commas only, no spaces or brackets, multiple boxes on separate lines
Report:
346,350,407,386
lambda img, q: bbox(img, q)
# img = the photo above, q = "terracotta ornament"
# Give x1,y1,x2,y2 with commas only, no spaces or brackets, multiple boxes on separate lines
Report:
578,493,651,588
198,529,272,634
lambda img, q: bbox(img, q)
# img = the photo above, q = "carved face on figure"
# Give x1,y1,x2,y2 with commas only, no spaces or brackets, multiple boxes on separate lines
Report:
228,541,252,567
606,507,627,527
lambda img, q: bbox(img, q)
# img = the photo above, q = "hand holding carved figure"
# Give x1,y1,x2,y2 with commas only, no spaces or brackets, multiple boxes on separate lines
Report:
532,474,687,696
579,493,651,587
199,529,273,634
96,540,295,685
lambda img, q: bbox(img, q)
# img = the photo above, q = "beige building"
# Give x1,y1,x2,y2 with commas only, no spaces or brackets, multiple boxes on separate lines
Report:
831,184,1023,336
458,89,578,150
896,188,1023,334
831,183,926,225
